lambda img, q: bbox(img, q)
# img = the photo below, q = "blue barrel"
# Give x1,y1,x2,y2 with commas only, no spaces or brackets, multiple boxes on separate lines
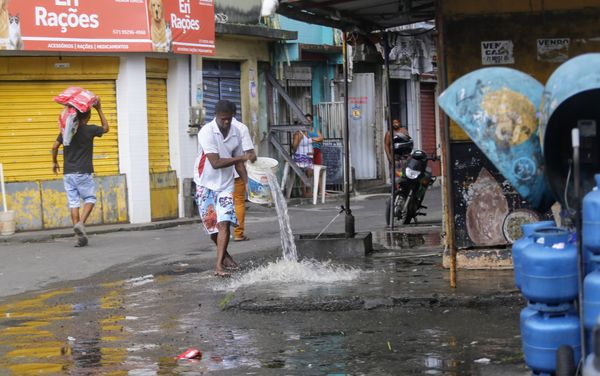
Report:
540,54,600,208
522,311,581,375
513,221,555,290
584,175,600,255
521,228,578,308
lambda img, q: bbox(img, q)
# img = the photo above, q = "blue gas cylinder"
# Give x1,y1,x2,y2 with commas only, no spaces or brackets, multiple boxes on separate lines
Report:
583,175,600,254
583,325,600,375
522,311,581,375
520,305,538,351
521,228,578,307
584,269,600,339
513,221,555,290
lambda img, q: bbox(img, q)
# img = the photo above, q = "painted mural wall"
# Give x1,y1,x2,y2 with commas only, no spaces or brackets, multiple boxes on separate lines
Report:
441,1,600,249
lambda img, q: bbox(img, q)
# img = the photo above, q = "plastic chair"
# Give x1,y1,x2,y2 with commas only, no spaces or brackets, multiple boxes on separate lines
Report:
281,162,327,204
312,164,327,205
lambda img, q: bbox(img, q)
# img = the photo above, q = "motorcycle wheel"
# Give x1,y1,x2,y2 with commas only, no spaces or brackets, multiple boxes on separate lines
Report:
386,193,405,226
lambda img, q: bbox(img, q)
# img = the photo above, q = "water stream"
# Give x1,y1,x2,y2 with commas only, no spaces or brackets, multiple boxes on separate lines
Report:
266,171,298,262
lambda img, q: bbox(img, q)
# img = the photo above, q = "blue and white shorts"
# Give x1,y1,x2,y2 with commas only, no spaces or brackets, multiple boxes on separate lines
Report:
195,185,238,234
64,173,96,209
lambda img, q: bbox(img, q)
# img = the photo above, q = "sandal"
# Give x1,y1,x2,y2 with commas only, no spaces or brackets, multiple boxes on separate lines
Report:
233,236,249,242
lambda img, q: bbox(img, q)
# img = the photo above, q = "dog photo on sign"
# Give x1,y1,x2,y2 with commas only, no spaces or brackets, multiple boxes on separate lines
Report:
149,0,171,52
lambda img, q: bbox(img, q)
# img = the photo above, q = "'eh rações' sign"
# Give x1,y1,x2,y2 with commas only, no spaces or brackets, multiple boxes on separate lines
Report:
0,0,215,55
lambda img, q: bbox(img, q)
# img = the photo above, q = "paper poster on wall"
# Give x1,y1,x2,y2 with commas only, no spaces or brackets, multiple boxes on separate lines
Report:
481,40,514,65
537,38,570,63
0,0,214,55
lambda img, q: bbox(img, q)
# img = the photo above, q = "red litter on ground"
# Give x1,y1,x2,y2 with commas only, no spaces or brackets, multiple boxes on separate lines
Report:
175,348,202,360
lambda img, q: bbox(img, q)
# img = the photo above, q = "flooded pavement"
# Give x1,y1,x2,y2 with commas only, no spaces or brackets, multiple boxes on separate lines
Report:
0,226,528,376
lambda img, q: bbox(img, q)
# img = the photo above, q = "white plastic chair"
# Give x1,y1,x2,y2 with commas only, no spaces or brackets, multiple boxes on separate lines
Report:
312,164,327,205
281,162,327,205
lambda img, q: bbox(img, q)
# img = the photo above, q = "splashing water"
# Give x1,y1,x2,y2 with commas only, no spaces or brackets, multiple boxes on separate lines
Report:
266,171,298,262
214,259,361,292
213,170,360,291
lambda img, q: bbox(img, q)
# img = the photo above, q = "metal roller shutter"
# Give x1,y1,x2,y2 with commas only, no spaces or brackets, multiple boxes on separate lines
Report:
146,78,170,173
0,80,118,182
202,60,241,122
420,82,440,176
220,78,242,116
203,77,219,121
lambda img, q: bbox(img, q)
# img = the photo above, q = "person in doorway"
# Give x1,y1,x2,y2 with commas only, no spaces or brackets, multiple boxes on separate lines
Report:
51,100,109,247
232,113,257,242
384,118,412,181
195,100,250,277
306,114,324,165
292,123,314,198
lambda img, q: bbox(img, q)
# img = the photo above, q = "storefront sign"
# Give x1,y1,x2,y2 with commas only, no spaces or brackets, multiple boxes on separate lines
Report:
481,40,514,65
0,0,214,55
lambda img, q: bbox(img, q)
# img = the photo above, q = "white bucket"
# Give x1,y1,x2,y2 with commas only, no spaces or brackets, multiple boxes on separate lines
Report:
247,157,279,204
0,210,15,236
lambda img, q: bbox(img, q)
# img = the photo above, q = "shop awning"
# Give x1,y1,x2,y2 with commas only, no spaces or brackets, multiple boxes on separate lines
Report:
277,0,436,32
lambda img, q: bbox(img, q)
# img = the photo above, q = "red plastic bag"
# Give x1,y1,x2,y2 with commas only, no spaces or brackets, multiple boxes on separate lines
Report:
58,106,79,146
54,86,98,113
175,348,202,360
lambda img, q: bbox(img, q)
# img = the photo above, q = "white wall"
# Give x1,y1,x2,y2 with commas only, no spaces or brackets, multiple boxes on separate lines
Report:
117,56,151,223
167,55,196,217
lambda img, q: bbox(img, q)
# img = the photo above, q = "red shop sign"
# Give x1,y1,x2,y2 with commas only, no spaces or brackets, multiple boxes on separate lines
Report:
0,0,214,55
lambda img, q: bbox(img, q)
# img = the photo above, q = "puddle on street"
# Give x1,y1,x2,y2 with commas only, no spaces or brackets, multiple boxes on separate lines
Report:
0,265,527,375
372,228,442,250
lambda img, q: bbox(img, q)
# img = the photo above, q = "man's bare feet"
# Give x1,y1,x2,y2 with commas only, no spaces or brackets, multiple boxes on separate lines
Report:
223,255,239,270
214,270,231,278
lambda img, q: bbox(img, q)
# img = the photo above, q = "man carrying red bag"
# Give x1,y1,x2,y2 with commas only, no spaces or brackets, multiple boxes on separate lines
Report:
51,89,109,247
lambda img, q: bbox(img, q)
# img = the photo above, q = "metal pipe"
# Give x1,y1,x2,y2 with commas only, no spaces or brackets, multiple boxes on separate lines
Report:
435,0,458,288
383,32,395,230
572,128,587,359
343,32,355,237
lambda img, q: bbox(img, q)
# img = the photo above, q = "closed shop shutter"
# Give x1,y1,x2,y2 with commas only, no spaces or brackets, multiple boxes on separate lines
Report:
220,78,242,116
202,61,241,121
146,78,170,173
0,80,118,182
203,77,220,121
420,82,440,176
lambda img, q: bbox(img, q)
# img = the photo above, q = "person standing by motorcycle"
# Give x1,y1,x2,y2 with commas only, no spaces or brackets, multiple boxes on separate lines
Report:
384,119,412,181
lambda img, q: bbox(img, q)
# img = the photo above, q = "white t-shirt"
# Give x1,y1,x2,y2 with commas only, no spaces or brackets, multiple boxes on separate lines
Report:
232,118,255,178
195,119,244,191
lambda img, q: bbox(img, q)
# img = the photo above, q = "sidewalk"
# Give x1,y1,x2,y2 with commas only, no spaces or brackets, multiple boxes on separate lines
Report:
0,184,438,245
0,192,350,244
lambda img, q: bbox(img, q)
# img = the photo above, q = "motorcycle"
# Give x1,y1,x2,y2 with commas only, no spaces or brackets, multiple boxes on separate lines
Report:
386,147,438,226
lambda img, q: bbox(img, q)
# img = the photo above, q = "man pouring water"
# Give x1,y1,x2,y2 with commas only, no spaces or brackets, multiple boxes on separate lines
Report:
195,100,251,277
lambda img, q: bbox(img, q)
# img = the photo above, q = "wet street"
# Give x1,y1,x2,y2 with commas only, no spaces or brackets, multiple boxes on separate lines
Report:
0,190,529,375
